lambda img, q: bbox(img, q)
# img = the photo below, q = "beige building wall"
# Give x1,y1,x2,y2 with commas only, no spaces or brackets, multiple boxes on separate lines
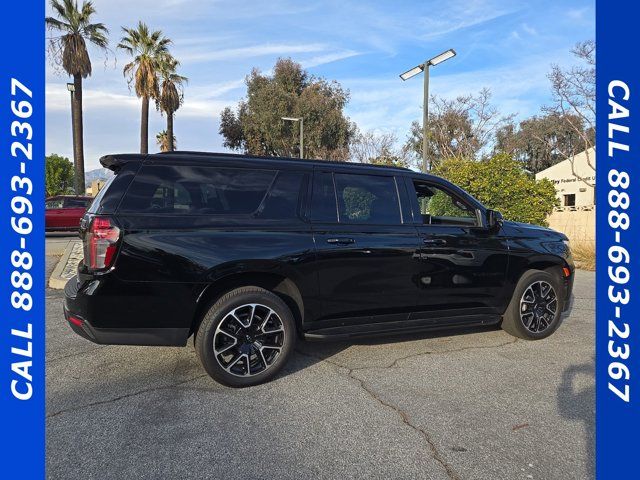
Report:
546,209,595,243
536,148,596,245
536,147,596,209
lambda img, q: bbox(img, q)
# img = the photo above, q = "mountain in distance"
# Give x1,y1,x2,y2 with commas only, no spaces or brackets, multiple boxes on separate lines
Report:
85,167,112,185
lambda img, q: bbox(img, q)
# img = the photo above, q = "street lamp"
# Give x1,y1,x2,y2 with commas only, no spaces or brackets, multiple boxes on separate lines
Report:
400,48,456,172
282,116,304,159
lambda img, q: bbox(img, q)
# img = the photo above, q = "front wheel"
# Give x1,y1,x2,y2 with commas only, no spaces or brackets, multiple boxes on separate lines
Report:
195,286,295,387
501,270,564,340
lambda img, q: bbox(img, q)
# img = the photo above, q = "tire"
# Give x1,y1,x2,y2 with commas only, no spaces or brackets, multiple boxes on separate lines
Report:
501,270,564,340
195,286,295,387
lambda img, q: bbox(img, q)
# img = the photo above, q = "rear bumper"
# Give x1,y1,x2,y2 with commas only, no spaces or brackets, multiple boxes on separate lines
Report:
63,275,189,346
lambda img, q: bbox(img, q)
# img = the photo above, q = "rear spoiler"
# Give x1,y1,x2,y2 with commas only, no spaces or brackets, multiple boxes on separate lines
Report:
99,154,146,172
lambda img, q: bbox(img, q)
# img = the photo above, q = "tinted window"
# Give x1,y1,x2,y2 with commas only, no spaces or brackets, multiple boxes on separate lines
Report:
119,165,275,215
46,199,63,209
334,174,401,224
255,171,307,220
311,171,337,223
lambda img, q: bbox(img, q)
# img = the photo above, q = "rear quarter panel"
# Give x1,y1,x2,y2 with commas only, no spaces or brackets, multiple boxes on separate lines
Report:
101,215,317,330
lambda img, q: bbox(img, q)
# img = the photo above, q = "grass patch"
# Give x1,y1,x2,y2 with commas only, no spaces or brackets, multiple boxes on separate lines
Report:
572,241,596,271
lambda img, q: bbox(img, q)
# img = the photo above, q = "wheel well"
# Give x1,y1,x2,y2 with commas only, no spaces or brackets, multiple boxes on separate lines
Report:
526,262,564,279
190,272,304,336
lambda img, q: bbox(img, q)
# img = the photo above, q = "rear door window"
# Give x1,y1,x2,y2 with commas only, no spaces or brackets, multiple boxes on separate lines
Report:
63,197,90,208
334,173,401,225
119,165,276,215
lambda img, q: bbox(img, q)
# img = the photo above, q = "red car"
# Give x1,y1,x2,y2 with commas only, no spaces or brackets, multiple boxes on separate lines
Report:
45,195,93,231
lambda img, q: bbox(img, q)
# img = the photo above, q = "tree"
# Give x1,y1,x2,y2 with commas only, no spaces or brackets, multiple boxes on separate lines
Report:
118,22,171,154
349,129,412,168
544,40,595,185
156,130,176,152
45,154,75,196
404,88,514,169
46,0,109,194
495,113,593,173
219,58,354,160
433,154,558,226
156,54,187,152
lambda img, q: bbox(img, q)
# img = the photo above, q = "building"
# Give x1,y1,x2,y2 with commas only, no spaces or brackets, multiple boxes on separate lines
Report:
535,147,596,210
535,148,595,243
85,180,106,197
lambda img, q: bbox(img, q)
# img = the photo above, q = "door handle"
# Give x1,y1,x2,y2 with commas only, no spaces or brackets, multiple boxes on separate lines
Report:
327,237,355,245
422,238,446,246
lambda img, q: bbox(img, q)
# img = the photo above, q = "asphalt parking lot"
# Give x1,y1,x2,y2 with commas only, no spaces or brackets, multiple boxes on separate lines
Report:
46,246,594,480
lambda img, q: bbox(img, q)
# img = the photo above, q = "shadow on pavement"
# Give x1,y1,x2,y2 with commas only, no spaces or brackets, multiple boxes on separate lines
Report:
557,359,595,478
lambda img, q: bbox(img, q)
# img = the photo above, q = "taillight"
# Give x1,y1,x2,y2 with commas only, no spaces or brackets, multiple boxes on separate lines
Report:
84,216,121,270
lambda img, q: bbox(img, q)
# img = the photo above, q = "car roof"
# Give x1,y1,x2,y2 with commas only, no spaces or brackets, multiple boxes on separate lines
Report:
100,151,438,177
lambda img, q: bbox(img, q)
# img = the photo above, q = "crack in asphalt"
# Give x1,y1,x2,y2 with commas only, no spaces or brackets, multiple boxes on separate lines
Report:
293,338,520,480
46,374,209,419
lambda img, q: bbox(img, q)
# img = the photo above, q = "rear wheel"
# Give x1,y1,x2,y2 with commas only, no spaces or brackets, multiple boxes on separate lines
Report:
501,270,563,340
195,286,295,387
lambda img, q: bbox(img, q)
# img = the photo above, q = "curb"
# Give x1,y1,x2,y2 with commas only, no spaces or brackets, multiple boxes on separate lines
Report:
48,240,82,290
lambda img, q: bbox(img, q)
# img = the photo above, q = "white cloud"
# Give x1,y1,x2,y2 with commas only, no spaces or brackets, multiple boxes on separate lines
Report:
177,43,327,64
301,50,362,69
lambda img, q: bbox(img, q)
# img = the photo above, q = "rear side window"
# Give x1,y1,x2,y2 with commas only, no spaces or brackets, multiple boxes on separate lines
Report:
334,173,401,224
119,165,275,215
255,171,307,220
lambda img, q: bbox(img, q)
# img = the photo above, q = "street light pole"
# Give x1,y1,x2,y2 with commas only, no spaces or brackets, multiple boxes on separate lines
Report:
281,117,304,159
399,48,456,173
422,62,429,173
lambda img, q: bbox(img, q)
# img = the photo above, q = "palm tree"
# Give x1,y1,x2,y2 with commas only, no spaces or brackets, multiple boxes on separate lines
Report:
156,130,176,152
118,22,171,154
46,0,108,194
157,55,187,152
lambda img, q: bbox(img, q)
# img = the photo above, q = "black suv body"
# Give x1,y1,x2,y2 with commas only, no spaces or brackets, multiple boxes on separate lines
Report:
64,152,574,386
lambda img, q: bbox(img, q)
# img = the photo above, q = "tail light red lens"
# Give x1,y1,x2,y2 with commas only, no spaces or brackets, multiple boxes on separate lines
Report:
84,216,121,270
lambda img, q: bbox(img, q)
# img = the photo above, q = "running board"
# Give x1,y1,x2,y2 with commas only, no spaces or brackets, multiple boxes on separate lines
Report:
303,314,501,341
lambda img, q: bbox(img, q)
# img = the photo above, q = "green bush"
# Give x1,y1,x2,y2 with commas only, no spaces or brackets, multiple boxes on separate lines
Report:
432,154,558,226
45,154,75,196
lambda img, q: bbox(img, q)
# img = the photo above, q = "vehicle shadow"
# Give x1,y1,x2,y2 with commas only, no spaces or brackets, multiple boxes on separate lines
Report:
556,359,595,478
284,324,502,378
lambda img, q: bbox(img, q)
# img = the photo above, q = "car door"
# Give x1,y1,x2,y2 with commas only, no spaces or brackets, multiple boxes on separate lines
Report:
310,169,421,328
45,197,65,229
405,176,509,319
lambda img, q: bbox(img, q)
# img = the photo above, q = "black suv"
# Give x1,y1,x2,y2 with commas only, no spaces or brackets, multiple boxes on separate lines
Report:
64,152,574,387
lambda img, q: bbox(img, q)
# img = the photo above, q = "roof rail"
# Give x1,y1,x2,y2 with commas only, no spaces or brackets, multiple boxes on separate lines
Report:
158,150,413,171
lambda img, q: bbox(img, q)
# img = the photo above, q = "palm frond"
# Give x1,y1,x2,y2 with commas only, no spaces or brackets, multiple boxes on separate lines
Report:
46,0,108,77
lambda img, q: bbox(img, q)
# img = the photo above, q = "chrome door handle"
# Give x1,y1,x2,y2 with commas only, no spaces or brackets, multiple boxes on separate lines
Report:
327,237,355,245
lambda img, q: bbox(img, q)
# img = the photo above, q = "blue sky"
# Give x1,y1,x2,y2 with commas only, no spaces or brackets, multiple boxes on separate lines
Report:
45,0,594,170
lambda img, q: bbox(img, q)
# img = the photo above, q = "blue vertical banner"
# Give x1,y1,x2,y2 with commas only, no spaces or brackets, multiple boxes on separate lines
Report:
0,0,45,478
596,0,640,477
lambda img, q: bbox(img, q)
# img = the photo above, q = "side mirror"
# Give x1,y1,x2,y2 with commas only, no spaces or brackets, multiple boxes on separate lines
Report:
486,209,503,230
